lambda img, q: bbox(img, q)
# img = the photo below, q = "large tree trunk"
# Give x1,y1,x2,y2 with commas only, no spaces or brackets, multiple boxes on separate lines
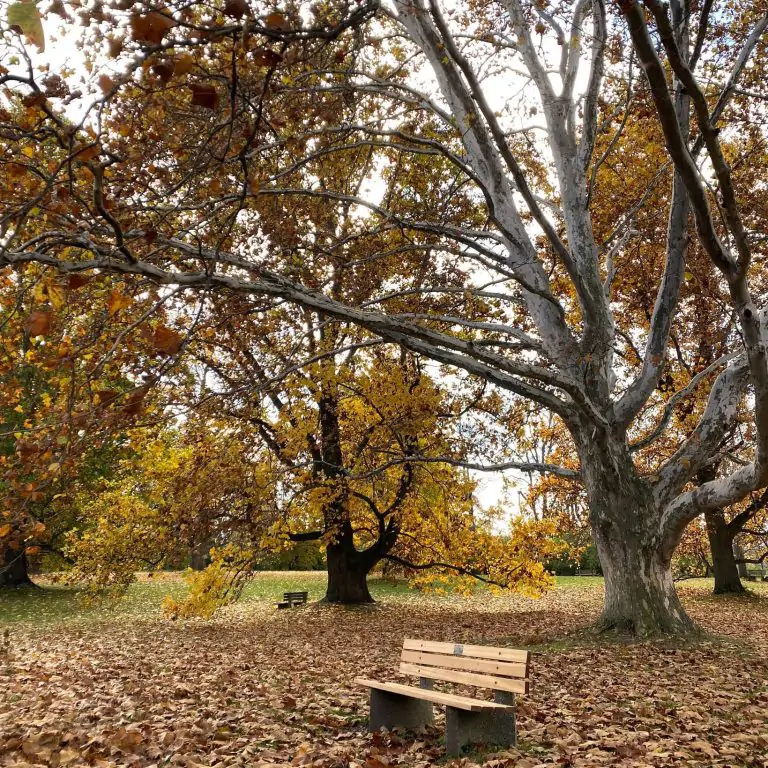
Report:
580,431,698,636
594,522,697,635
0,547,32,589
705,509,745,594
324,538,375,604
317,393,379,605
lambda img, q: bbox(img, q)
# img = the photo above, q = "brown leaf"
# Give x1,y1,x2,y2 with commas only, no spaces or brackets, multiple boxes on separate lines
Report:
98,74,115,93
123,386,149,416
153,326,184,355
224,0,249,18
282,694,297,709
108,37,123,57
264,11,290,30
252,47,282,67
189,84,219,110
68,274,92,290
94,390,120,407
152,60,176,83
130,11,177,44
25,310,51,336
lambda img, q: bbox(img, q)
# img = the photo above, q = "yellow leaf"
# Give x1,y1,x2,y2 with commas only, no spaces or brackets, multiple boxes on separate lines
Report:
174,54,195,76
7,1,45,51
107,290,132,317
0,524,11,538
44,280,66,309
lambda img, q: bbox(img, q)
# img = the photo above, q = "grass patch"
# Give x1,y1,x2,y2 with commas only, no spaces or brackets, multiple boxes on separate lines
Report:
0,570,612,628
0,572,417,627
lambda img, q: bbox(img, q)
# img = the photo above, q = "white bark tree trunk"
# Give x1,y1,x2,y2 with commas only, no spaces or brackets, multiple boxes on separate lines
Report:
576,426,698,635
594,523,696,635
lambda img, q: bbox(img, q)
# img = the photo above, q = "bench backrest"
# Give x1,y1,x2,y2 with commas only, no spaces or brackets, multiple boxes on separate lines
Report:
284,591,308,598
400,638,530,695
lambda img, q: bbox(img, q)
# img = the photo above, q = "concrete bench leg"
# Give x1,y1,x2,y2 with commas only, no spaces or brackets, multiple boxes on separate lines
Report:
445,693,516,756
368,689,435,733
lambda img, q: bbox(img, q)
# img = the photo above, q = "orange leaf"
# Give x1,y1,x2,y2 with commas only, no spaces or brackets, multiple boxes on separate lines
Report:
264,11,289,30
107,290,132,317
25,310,51,336
130,11,176,44
153,326,184,355
98,74,115,93
24,546,42,555
0,524,11,538
174,54,195,76
74,143,101,162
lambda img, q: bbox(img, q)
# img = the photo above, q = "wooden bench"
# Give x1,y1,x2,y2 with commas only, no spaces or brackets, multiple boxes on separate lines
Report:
276,591,308,609
575,569,598,576
356,638,530,756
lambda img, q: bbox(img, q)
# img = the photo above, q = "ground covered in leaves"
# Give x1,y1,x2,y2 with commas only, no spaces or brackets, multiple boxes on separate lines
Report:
1,574,767,768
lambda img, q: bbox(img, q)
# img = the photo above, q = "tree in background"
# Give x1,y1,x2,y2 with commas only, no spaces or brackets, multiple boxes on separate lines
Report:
66,360,566,609
0,262,178,587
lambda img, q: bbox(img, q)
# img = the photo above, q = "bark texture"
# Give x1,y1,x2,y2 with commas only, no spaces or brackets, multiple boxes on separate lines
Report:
595,524,697,635
0,548,32,589
705,509,745,594
734,542,749,578
324,529,376,604
314,396,400,604
579,428,699,635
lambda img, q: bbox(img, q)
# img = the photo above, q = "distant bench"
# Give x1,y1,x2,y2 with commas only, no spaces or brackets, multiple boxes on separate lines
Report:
277,591,308,609
356,638,530,756
575,569,598,576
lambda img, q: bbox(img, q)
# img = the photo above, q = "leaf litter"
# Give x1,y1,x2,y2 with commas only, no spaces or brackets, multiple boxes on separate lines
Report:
1,580,767,768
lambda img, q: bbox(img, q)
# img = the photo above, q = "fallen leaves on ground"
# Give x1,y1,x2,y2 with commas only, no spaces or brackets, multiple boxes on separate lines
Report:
1,580,767,767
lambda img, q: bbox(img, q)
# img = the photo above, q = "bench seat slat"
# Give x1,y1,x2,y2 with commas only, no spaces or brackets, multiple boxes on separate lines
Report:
401,650,527,678
354,678,511,712
399,662,529,695
403,638,529,665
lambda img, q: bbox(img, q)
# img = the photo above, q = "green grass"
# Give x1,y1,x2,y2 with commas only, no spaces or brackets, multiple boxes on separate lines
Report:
550,575,604,587
0,571,609,627
0,572,415,626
